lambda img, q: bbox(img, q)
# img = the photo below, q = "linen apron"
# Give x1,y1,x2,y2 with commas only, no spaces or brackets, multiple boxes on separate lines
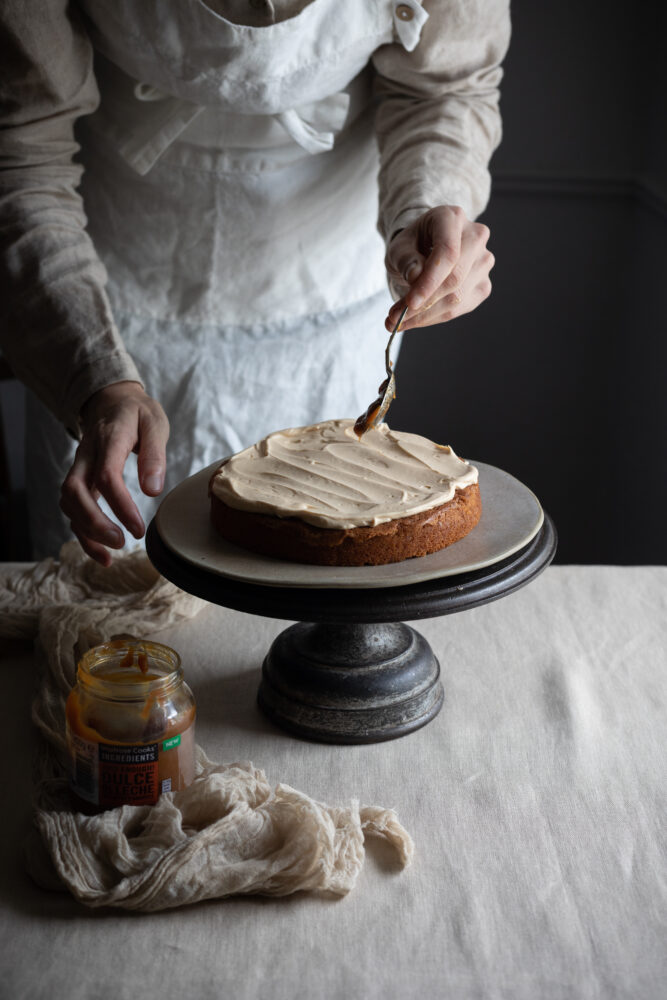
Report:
26,0,429,557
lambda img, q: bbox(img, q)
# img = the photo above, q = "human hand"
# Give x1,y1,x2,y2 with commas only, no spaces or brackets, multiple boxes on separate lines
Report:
384,206,494,332
60,381,170,567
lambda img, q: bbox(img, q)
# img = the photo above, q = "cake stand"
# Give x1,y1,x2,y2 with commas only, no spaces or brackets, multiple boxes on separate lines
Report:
146,462,557,744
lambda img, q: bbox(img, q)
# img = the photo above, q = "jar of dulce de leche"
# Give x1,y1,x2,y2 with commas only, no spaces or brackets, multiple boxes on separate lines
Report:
66,639,196,811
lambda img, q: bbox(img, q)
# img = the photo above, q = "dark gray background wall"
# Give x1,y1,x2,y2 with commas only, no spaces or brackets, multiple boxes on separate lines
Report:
1,1,665,563
392,0,667,564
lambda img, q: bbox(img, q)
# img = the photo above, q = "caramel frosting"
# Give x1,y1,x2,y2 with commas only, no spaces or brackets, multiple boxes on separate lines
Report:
210,419,478,530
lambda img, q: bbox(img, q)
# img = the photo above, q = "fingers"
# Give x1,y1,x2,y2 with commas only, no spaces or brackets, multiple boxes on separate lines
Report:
60,386,171,567
60,445,127,567
136,406,169,496
385,209,494,331
426,227,491,309
400,270,493,331
406,206,466,312
388,236,486,329
72,527,115,569
91,424,146,538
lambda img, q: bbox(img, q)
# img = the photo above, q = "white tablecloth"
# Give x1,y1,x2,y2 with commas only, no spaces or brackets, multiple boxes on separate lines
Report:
1,565,665,999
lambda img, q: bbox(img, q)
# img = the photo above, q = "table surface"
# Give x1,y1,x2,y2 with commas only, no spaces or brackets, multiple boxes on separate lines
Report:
1,564,666,1000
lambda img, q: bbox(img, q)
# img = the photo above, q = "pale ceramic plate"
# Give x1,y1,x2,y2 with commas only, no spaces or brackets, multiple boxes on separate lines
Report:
154,460,544,590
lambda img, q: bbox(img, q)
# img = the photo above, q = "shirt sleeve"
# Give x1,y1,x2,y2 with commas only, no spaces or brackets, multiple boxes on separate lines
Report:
372,0,511,242
0,0,143,435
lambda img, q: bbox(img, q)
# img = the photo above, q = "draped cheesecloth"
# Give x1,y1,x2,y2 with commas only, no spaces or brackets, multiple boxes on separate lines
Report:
1,544,413,911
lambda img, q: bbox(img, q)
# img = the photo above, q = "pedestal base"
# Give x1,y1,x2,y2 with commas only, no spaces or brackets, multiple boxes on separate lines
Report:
258,622,443,743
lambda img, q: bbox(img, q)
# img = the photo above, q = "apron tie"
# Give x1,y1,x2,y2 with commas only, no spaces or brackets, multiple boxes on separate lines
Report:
118,88,350,172
117,86,205,175
275,92,350,154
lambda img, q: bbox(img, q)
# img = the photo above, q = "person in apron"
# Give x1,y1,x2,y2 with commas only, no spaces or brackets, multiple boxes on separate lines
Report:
1,0,509,563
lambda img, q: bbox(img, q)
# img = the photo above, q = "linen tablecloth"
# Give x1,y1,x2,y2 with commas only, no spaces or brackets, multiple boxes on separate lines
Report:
1,565,665,999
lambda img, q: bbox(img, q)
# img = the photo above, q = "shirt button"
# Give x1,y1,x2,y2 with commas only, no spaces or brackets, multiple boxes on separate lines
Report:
395,4,414,21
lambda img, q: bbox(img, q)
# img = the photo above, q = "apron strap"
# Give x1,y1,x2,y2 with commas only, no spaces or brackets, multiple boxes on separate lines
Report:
117,91,205,175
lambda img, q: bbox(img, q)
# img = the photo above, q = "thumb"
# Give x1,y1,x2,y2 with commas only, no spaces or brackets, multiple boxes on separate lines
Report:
390,254,424,302
386,231,426,290
403,258,424,284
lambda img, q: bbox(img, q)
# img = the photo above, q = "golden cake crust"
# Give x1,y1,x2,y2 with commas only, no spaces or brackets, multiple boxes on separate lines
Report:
209,481,482,566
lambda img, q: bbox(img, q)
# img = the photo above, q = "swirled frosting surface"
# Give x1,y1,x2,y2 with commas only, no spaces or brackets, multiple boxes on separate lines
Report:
210,419,478,529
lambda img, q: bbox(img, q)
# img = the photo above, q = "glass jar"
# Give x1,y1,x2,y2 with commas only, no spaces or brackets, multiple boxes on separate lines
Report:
66,638,196,811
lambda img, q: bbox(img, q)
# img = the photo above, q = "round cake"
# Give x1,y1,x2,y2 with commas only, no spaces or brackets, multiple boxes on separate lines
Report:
208,419,481,566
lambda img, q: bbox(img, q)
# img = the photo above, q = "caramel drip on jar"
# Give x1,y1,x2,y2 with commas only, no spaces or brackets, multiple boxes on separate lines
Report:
118,647,149,673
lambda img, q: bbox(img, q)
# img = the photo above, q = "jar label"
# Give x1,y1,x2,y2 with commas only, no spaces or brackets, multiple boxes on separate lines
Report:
67,721,195,809
98,742,159,808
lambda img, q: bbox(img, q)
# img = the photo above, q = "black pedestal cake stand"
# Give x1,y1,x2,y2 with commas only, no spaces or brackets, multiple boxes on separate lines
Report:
146,462,557,744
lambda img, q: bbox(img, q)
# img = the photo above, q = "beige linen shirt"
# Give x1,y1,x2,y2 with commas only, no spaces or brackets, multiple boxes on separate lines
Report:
0,0,510,433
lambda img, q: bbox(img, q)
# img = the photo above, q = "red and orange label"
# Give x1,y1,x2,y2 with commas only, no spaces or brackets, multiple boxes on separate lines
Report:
68,726,194,809
98,743,159,808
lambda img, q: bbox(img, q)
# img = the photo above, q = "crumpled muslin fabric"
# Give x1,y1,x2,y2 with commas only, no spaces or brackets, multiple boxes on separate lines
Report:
1,542,413,910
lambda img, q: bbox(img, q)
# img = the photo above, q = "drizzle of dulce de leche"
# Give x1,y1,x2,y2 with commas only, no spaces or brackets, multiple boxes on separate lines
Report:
354,377,392,438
